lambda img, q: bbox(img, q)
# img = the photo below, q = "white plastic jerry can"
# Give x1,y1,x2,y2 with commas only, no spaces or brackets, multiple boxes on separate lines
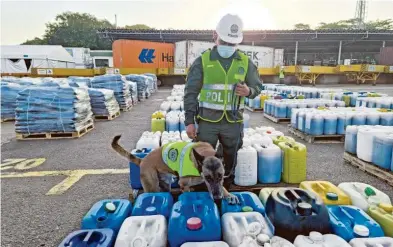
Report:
180,242,229,247
221,212,273,247
268,236,295,247
294,231,351,247
234,146,258,186
349,237,393,247
338,182,392,212
114,215,167,247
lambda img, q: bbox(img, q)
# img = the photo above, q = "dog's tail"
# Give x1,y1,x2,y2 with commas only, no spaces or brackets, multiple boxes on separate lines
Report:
111,135,141,165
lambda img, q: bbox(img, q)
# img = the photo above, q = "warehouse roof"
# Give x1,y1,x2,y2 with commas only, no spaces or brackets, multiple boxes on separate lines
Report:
1,45,75,62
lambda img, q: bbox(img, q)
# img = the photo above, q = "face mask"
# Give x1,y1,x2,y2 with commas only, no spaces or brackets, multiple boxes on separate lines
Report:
217,45,236,58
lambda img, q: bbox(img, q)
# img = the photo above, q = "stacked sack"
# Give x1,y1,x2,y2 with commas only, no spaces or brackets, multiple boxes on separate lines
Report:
91,75,132,109
15,87,93,134
236,126,306,186
125,74,150,101
143,73,157,93
126,80,138,105
1,82,25,120
68,76,92,88
87,88,120,116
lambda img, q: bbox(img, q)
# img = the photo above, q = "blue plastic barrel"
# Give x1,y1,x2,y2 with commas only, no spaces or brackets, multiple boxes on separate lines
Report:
131,192,174,219
372,134,393,169
323,114,338,135
221,191,265,216
81,199,132,233
130,148,152,189
168,192,221,247
327,205,384,241
277,104,287,118
305,114,324,135
352,113,366,125
58,229,115,247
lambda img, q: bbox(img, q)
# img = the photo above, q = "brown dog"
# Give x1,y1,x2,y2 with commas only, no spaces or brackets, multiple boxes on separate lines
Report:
111,135,239,204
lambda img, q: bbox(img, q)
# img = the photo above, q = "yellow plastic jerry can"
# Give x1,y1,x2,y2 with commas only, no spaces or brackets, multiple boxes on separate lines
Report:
300,181,351,205
368,206,393,237
260,95,269,109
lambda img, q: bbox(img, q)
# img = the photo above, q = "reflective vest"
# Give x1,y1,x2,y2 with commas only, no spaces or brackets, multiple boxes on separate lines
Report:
279,70,285,79
162,142,200,177
198,49,249,123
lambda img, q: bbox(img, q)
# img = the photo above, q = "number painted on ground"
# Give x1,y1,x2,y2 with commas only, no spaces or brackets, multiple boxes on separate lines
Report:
0,158,46,171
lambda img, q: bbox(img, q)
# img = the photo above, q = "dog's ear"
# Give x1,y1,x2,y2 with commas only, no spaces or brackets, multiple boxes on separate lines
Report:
192,148,205,166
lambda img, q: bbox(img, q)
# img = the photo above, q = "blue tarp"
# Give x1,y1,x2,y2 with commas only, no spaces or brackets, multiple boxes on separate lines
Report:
1,83,25,119
15,87,93,133
68,77,92,88
88,88,120,116
91,75,132,109
125,74,150,101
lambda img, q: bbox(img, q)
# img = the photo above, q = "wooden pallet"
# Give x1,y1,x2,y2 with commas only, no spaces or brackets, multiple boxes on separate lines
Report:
16,120,94,140
288,126,344,143
120,105,132,112
343,152,393,187
263,113,291,123
245,106,264,112
94,111,120,121
1,118,15,123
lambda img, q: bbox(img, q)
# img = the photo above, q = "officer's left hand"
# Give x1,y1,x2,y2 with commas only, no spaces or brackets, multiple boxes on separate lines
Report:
235,83,250,97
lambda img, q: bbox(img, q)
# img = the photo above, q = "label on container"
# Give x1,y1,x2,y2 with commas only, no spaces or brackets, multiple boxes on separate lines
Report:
46,69,53,75
390,66,393,72
367,65,376,72
301,66,311,73
37,69,47,75
174,68,186,75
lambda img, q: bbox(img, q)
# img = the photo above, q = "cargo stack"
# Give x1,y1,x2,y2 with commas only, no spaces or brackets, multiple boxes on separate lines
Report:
87,88,120,120
1,82,24,121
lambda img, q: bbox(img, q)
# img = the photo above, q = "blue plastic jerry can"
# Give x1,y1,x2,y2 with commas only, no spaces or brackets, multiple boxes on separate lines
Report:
221,191,265,216
132,192,174,219
130,148,152,189
58,229,115,247
81,199,132,233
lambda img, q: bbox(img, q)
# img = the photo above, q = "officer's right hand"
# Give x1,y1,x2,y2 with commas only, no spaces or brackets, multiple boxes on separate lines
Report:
186,124,196,139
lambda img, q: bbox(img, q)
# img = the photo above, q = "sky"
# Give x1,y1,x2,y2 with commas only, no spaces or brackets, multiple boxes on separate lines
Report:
1,0,393,45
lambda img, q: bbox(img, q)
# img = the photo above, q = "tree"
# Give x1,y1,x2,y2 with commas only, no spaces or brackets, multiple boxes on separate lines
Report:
366,19,393,30
22,37,47,45
294,23,311,30
124,24,152,30
316,18,393,30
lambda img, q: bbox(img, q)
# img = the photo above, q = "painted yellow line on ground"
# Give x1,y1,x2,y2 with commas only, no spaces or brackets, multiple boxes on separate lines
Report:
1,168,129,195
1,158,46,171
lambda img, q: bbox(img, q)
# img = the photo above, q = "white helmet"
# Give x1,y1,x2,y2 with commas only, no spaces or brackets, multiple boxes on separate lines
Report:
216,14,244,44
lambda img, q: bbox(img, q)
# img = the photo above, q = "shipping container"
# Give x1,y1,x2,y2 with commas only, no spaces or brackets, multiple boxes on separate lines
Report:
113,40,174,68
174,40,280,71
379,47,393,65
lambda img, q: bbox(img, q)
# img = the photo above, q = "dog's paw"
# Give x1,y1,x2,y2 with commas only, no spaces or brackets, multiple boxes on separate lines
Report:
225,193,240,204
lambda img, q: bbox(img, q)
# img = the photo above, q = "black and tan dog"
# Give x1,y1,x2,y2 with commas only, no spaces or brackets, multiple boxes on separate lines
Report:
112,135,239,204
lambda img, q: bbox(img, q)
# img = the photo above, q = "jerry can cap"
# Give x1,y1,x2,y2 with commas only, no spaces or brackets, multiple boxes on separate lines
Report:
326,192,338,201
364,187,376,197
353,225,370,237
105,202,116,212
131,236,148,247
145,206,156,213
309,232,323,241
242,206,253,212
187,217,202,230
297,202,312,216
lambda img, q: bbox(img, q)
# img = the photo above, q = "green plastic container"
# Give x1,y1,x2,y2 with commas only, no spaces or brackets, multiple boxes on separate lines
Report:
368,206,393,237
278,142,307,183
342,95,351,107
151,118,165,132
272,136,295,146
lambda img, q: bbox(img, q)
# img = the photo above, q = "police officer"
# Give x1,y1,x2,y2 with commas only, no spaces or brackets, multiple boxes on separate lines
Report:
184,14,262,187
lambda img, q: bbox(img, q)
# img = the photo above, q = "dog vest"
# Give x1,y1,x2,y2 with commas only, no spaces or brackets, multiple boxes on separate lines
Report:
162,142,200,177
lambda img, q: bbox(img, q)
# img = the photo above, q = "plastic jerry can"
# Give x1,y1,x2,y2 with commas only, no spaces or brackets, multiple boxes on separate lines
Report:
337,182,392,212
368,206,393,237
367,112,381,126
253,144,282,184
58,228,115,247
265,188,331,242
272,136,295,145
221,192,266,216
323,114,338,135
131,192,174,219
327,205,384,241
243,113,250,129
337,113,352,135
343,95,351,107
130,148,152,189
259,187,285,206
357,127,386,162
221,212,274,247
168,192,221,247
352,113,367,126
380,113,393,126
81,199,132,233
297,111,307,132
349,237,393,247
277,104,287,118
181,242,229,247
372,134,393,169
291,109,300,129
294,232,351,247
253,96,261,109
114,215,167,247
260,95,269,109
235,146,258,186
286,103,298,118
345,126,359,154
299,181,351,205
305,113,324,136
265,101,271,115
269,236,296,247
151,118,165,132
278,142,307,184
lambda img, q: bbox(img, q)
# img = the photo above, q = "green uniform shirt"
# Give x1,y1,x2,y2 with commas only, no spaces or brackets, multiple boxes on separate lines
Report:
162,141,200,177
184,46,262,126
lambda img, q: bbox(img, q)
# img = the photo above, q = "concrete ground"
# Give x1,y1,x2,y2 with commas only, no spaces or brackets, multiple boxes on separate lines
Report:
1,85,393,246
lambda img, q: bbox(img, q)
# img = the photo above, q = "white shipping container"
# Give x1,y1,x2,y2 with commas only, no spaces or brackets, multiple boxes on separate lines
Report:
174,40,278,70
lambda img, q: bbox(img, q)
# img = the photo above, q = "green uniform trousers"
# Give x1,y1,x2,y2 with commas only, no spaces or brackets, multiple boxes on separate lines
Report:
196,118,243,188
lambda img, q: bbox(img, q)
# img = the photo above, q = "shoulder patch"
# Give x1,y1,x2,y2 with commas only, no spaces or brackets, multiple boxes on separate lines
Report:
168,148,178,162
